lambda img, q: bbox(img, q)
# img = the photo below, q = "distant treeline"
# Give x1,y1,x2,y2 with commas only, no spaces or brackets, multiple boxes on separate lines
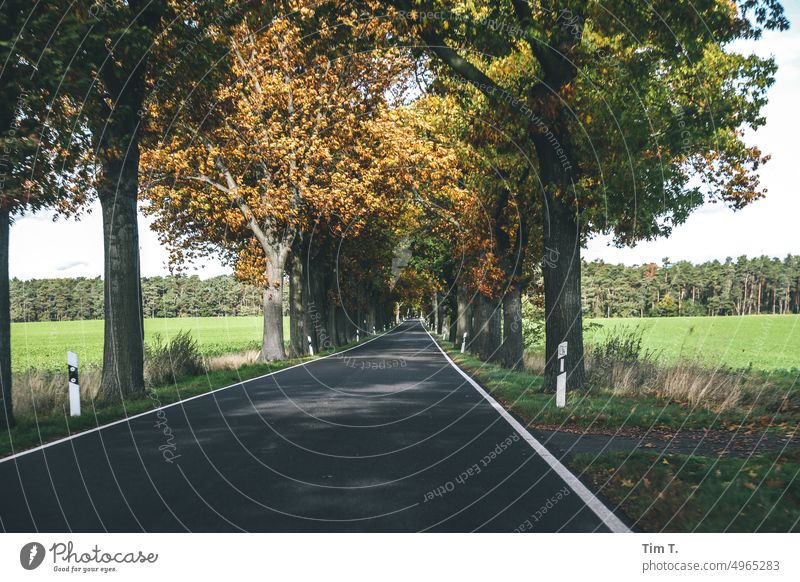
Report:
583,255,800,318
10,276,266,322
12,254,800,322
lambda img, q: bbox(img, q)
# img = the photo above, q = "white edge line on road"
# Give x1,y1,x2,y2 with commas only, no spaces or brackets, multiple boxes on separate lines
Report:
0,324,400,466
422,324,631,533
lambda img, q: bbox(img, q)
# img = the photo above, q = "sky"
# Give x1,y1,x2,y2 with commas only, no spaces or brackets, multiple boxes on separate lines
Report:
9,6,800,280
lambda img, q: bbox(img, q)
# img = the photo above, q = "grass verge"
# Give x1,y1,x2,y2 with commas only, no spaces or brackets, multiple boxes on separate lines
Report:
571,450,800,532
0,342,354,460
436,339,800,532
441,343,798,435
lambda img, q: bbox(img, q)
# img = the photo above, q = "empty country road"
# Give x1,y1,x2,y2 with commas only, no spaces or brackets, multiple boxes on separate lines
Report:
0,320,628,532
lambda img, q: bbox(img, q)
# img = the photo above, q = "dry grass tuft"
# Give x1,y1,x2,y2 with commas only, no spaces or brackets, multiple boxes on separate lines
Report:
583,326,783,413
523,351,545,374
10,338,261,419
523,326,788,414
12,367,102,418
204,349,260,371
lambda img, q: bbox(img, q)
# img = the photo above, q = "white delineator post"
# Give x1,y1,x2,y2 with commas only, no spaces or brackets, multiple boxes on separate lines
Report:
307,335,314,356
356,330,360,342
556,341,568,408
461,332,467,354
67,351,80,417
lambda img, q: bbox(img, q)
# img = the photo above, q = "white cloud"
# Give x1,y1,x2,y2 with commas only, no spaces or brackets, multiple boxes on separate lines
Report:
10,201,230,280
585,7,800,265
55,260,89,272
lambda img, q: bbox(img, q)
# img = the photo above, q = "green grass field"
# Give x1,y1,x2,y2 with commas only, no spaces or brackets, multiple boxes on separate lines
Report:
585,314,800,372
13,314,800,374
11,316,290,373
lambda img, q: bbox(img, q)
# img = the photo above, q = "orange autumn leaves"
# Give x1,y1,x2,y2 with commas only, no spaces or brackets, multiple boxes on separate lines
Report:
141,3,460,285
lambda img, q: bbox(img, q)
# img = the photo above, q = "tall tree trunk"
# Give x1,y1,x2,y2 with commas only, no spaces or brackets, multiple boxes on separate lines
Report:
306,248,327,353
472,295,501,361
757,280,762,314
447,292,458,343
336,302,347,345
327,295,339,347
98,154,145,400
288,244,306,357
432,292,440,334
455,286,472,350
541,188,586,393
366,299,376,335
0,207,13,428
470,295,487,357
260,255,286,361
436,293,445,335
502,287,524,370
485,298,503,363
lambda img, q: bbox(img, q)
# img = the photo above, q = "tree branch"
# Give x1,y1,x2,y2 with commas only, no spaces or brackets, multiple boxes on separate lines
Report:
392,8,546,122
186,175,229,193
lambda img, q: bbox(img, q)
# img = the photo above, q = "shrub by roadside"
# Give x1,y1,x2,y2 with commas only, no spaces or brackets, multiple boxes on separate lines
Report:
144,331,203,388
525,326,798,416
11,332,250,419
2,333,353,459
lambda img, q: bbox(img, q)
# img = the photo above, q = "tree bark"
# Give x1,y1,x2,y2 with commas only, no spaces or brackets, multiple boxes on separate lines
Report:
470,297,485,356
0,207,13,427
471,295,501,361
455,286,472,351
541,189,586,392
288,244,306,357
435,293,445,335
484,297,503,363
305,247,327,353
502,287,524,370
432,292,440,334
333,302,346,345
446,291,457,343
98,153,145,400
366,300,376,335
260,256,286,361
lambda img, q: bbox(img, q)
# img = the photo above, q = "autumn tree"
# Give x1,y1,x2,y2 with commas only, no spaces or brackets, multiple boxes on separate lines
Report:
143,5,458,360
386,0,787,390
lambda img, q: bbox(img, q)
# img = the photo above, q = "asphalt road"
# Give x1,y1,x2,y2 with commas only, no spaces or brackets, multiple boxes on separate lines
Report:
0,319,627,532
